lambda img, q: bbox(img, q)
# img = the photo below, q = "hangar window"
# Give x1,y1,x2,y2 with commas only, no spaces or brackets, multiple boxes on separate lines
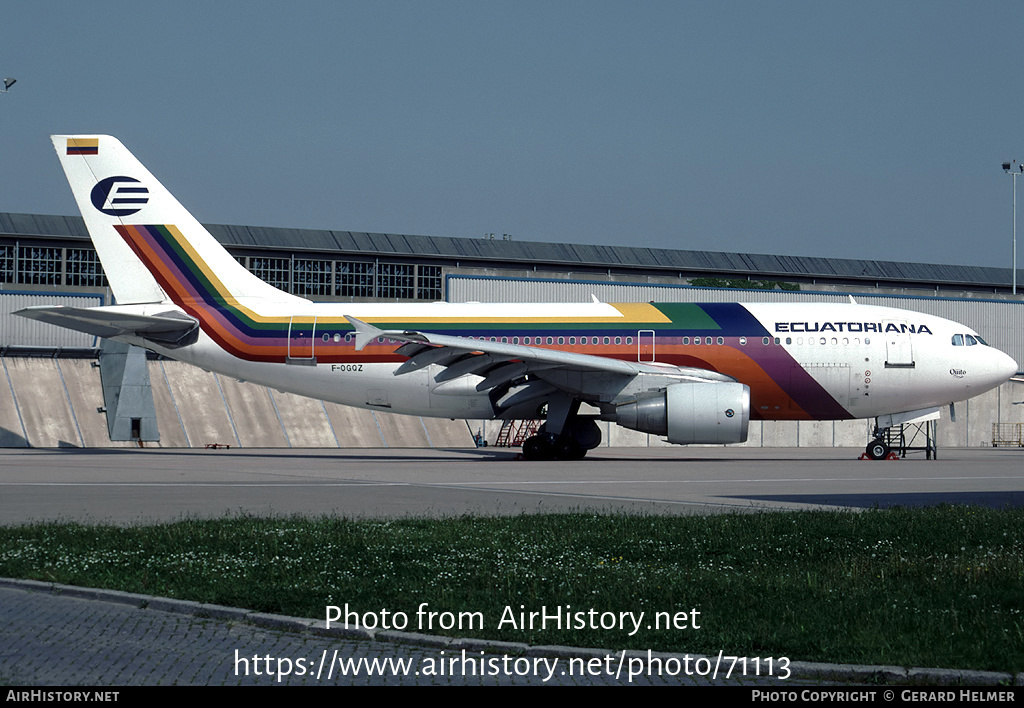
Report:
377,262,416,299
416,265,442,300
0,245,12,283
65,248,107,287
293,259,332,296
337,261,374,298
17,246,61,285
250,257,291,291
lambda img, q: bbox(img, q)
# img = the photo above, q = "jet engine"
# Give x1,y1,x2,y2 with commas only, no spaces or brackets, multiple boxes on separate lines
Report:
611,382,750,444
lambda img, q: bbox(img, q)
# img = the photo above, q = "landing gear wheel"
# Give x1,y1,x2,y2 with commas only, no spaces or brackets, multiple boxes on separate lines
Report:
866,439,890,460
522,435,554,461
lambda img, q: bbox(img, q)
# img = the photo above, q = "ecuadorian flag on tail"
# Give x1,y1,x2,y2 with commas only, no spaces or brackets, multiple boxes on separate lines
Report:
66,138,98,155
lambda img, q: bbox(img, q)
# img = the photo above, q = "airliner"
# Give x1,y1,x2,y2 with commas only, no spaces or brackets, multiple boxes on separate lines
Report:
16,135,1019,460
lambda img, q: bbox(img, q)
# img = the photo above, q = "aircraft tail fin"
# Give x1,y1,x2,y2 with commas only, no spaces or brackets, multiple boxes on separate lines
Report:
51,135,307,308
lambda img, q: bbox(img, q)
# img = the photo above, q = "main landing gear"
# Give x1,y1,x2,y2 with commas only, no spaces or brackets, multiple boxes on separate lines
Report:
521,399,603,461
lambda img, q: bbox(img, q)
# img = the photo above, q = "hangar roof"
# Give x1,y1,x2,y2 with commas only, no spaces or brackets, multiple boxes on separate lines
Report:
0,211,1012,290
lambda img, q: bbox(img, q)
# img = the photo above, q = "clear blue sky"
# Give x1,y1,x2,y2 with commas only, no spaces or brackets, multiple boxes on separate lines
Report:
3,1,1024,270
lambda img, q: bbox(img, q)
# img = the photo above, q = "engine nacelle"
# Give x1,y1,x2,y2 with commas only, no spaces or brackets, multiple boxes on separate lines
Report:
612,382,750,444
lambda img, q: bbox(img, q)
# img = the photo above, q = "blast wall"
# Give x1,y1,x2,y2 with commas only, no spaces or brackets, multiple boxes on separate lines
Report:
0,357,474,449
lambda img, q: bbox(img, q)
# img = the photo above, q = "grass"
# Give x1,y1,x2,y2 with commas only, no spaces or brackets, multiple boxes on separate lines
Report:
0,506,1021,672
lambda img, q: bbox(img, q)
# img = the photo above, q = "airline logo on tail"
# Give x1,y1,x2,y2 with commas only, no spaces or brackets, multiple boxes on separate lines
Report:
90,176,149,216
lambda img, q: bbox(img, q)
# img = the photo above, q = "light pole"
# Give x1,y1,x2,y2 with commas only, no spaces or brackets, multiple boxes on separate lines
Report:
1003,161,1020,295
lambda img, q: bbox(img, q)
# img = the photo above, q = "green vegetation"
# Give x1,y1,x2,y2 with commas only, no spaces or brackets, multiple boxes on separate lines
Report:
1,507,1021,672
689,277,800,291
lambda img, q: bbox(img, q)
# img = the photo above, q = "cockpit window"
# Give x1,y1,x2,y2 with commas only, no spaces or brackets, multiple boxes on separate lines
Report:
952,333,989,346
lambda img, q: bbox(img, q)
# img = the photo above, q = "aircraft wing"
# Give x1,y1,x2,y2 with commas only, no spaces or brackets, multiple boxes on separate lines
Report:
344,315,734,396
15,305,198,345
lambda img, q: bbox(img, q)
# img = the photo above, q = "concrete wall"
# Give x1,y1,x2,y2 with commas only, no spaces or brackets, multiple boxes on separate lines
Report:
0,357,475,449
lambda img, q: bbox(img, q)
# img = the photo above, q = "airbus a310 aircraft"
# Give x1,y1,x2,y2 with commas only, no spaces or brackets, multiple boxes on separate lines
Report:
16,135,1018,460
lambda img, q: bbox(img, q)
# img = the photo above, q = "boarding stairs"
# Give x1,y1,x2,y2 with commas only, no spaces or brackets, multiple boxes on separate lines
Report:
494,420,542,447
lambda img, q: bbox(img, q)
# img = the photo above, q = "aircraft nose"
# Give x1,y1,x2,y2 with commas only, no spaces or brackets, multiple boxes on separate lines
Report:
986,348,1019,388
997,350,1019,382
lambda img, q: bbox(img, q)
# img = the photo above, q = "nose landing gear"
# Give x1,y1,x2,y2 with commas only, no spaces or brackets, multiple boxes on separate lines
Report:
864,420,938,460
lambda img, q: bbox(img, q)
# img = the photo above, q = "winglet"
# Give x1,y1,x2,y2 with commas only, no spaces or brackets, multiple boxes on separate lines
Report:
344,315,383,351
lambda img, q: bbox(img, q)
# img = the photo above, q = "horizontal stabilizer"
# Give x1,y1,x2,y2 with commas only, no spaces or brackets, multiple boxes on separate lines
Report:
15,306,198,346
